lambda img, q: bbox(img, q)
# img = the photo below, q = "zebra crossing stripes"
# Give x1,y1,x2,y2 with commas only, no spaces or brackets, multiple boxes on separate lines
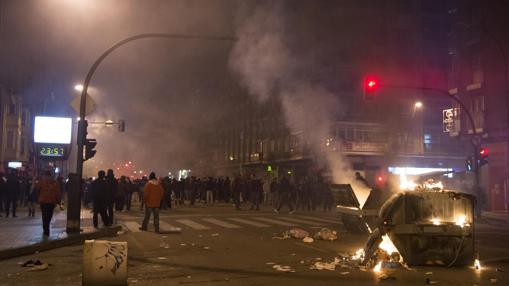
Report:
227,218,270,227
159,220,180,230
295,216,340,224
175,219,211,230
125,221,142,232
252,217,299,226
201,218,242,229
276,216,326,226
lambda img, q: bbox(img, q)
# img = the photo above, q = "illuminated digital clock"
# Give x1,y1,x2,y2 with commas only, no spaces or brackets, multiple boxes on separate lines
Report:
39,146,65,157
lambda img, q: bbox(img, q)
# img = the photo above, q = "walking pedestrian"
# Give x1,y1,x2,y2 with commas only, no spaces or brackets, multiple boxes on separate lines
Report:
5,169,20,217
91,171,110,228
250,175,262,211
139,172,164,233
232,175,243,210
36,171,60,237
116,176,129,211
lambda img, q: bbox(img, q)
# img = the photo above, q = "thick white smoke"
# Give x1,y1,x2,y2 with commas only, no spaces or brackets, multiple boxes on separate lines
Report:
229,2,371,207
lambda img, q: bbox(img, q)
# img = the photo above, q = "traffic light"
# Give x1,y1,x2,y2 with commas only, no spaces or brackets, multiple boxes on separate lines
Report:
466,157,473,171
479,147,488,166
363,76,379,101
84,138,97,161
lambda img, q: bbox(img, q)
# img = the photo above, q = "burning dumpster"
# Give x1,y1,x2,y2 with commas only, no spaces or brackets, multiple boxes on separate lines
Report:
362,187,476,267
332,183,382,234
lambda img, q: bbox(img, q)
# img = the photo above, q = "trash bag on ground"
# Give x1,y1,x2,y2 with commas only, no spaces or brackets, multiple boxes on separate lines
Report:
314,228,338,241
288,228,309,239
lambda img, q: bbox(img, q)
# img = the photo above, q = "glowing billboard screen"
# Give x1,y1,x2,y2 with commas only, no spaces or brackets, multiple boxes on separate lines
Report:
34,116,72,144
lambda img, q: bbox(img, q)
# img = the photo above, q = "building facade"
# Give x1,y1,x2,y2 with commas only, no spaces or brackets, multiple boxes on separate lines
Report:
0,84,33,172
448,0,509,210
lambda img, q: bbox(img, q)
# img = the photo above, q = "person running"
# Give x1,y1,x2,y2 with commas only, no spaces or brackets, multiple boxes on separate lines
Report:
139,172,164,233
36,171,61,237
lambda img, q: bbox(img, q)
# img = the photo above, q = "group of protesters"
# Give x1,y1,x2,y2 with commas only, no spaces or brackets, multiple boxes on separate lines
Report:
83,172,334,214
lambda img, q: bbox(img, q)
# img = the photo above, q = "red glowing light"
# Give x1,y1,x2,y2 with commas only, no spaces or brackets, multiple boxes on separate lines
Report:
367,80,376,88
377,176,383,182
480,148,488,156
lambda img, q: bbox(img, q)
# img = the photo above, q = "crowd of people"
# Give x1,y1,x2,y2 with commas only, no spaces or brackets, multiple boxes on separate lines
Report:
82,172,335,215
0,167,338,235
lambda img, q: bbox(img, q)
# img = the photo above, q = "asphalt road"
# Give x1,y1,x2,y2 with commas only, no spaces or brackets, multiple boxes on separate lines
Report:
0,204,508,286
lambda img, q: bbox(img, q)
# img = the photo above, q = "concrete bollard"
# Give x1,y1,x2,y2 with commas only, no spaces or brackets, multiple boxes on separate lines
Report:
83,240,128,286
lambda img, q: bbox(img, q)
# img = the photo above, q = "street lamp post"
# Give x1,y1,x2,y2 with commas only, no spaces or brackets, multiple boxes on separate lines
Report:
69,33,235,233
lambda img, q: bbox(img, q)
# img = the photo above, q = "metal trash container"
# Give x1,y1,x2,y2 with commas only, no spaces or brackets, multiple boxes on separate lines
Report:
83,240,128,286
332,184,380,234
363,190,475,266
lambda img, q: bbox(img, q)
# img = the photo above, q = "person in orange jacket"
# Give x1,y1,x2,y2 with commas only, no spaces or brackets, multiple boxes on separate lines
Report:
36,170,61,237
139,172,163,233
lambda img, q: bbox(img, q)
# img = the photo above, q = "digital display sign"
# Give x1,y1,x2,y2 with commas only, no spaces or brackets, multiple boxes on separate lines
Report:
34,116,72,144
38,146,66,157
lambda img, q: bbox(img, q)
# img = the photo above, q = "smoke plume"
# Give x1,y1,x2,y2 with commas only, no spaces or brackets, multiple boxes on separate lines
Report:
229,2,371,207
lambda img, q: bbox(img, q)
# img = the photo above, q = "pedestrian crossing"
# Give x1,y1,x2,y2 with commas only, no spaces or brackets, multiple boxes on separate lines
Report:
121,215,341,232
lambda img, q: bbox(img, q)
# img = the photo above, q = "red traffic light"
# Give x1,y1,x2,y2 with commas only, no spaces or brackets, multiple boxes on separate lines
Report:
364,76,379,91
377,176,384,183
479,147,488,156
363,76,379,101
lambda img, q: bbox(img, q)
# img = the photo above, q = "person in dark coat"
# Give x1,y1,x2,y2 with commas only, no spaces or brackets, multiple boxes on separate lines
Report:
91,170,110,227
116,176,129,211
275,176,294,214
232,175,243,210
105,169,118,225
250,175,263,211
5,169,20,217
0,172,5,215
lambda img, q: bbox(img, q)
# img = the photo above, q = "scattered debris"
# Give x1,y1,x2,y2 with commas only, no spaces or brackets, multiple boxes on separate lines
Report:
339,271,350,275
203,246,211,250
314,228,338,241
28,263,49,272
425,272,433,275
379,274,396,280
288,228,310,239
157,257,167,260
489,278,498,284
21,259,44,267
266,262,276,265
117,230,125,235
187,276,192,279
426,278,439,284
311,261,337,271
300,260,305,264
211,233,220,237
272,265,295,273
496,268,504,272
302,237,314,243
180,243,187,246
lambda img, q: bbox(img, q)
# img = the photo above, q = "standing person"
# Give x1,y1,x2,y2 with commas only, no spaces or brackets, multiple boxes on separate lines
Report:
0,172,5,216
105,169,118,225
91,171,110,228
232,175,243,210
275,176,294,214
36,171,60,237
250,175,262,211
5,169,20,217
223,177,231,203
270,178,279,208
205,177,214,205
139,172,163,233
125,177,134,211
27,176,40,217
116,176,129,211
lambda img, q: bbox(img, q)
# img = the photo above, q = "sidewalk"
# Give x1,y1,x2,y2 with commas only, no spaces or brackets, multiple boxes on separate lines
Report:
0,206,120,260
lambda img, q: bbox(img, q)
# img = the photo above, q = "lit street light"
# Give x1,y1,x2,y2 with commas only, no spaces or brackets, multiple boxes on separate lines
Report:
74,84,83,92
414,101,423,109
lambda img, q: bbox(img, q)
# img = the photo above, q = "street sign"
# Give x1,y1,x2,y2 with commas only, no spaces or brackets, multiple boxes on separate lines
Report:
70,94,97,116
443,108,459,133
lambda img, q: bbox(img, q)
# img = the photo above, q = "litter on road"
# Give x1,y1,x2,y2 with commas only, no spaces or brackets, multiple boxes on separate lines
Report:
302,237,314,243
272,265,295,273
314,228,338,241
